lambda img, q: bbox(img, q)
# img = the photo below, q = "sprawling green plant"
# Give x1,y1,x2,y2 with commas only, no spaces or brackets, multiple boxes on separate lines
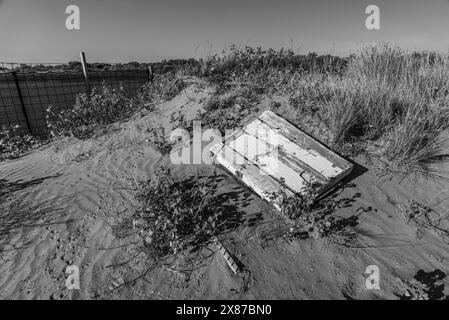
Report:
0,125,40,160
200,87,258,134
132,167,223,260
271,180,317,220
135,72,186,106
201,46,346,82
46,83,135,139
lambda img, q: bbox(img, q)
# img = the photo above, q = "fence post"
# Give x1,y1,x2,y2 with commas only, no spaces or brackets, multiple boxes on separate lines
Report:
12,71,32,134
147,65,154,83
80,51,90,93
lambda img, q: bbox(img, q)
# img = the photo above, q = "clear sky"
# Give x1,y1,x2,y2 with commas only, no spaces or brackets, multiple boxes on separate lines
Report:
1,0,449,63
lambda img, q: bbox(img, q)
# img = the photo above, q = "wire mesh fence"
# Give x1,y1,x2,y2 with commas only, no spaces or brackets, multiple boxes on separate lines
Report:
0,68,151,137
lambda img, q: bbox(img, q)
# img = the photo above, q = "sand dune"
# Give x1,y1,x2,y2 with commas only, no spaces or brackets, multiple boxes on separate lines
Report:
1,84,449,300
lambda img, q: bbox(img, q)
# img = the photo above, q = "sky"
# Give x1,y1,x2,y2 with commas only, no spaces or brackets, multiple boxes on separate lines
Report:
1,0,449,63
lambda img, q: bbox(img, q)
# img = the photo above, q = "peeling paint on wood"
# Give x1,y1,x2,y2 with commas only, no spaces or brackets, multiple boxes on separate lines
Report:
210,110,353,210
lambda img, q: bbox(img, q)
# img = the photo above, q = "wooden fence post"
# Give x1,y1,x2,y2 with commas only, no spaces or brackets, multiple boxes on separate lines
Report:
147,65,154,83
12,71,32,134
80,51,90,93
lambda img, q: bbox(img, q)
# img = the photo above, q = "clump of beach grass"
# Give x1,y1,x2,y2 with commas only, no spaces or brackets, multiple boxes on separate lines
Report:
287,44,449,179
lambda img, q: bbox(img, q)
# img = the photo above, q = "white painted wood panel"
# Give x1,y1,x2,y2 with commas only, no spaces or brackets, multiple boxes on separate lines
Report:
259,111,352,173
227,133,316,193
244,119,342,179
211,143,292,209
210,111,353,211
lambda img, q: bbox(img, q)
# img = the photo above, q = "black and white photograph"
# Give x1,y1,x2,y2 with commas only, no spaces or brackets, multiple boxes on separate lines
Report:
1,0,449,304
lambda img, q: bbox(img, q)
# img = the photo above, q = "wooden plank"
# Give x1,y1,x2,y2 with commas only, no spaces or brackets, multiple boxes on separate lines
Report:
210,111,354,212
258,111,353,174
253,154,317,193
229,133,317,193
244,119,341,180
212,236,240,274
210,143,291,209
80,51,90,92
230,132,275,162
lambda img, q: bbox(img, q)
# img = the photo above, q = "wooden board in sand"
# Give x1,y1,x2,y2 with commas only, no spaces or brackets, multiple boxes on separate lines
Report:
210,110,353,210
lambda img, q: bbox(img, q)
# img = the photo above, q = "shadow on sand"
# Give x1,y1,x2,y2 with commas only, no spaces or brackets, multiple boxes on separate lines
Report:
0,174,72,254
397,269,449,300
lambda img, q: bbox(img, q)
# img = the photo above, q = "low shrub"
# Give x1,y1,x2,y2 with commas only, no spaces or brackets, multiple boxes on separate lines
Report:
287,200,359,247
132,167,223,262
135,72,187,106
396,200,449,243
201,46,346,82
0,125,40,161
266,181,359,246
46,83,135,139
201,87,259,134
270,180,317,220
